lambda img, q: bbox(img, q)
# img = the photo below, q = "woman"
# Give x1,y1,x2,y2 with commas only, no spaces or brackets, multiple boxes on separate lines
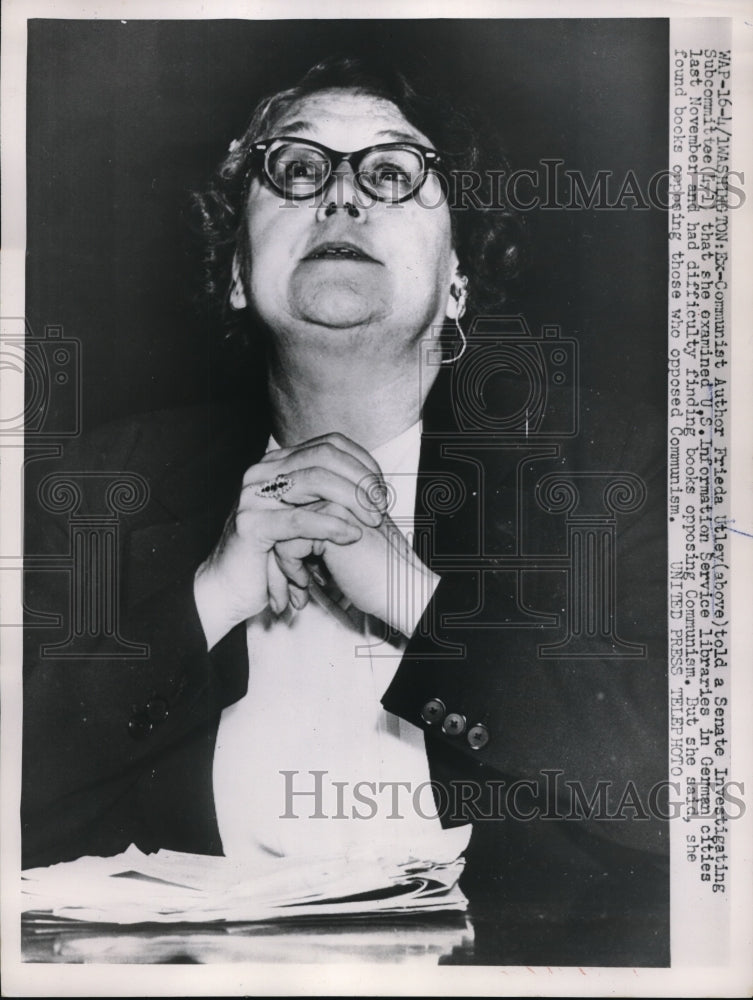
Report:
193,58,522,863
23,57,668,945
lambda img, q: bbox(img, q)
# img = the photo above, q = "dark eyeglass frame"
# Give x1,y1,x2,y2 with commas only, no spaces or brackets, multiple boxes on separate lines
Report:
249,136,443,203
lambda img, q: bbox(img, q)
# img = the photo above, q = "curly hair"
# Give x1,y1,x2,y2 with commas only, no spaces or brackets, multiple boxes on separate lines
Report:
191,55,528,339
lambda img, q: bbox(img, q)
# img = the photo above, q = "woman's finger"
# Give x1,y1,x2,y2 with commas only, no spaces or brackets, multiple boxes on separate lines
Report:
241,506,363,549
307,498,406,555
303,498,363,527
258,431,383,480
246,466,382,526
267,549,290,615
274,538,314,589
255,444,386,511
251,442,384,501
288,581,310,611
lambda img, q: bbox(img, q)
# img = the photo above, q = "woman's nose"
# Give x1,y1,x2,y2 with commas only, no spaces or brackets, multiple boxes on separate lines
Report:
315,163,368,222
323,201,360,218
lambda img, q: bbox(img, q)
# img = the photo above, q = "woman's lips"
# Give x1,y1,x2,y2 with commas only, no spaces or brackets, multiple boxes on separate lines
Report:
303,241,380,263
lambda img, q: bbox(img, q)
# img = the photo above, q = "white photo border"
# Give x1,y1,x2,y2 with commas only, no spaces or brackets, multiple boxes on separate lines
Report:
2,1,751,996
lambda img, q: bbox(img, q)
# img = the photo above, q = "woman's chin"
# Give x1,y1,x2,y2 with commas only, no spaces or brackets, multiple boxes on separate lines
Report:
289,276,388,332
293,298,385,332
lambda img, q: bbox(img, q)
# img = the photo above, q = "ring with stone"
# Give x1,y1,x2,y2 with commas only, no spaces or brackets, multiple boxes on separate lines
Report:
254,474,293,501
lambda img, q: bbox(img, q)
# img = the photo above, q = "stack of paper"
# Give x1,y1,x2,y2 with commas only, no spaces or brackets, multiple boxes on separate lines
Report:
22,826,472,925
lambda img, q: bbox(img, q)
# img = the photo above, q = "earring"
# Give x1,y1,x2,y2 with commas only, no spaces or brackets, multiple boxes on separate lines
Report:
441,277,469,365
229,254,247,310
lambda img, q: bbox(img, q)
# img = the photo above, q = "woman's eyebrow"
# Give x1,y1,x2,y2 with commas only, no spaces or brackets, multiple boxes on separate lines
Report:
274,120,310,135
375,128,426,144
272,124,427,145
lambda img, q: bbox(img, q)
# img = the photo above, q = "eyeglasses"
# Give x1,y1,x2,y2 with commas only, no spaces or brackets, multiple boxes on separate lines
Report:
250,136,442,203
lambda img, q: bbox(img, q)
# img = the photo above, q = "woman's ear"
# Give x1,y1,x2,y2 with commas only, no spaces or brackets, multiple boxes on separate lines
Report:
229,253,247,310
445,270,469,322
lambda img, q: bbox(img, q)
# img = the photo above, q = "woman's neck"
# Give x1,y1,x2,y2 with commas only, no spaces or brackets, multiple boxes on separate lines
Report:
266,346,437,452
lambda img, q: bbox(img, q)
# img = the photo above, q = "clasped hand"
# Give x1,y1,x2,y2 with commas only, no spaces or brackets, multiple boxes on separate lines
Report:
193,432,438,649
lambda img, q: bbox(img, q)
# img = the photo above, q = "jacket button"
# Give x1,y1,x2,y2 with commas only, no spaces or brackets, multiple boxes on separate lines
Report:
420,698,446,724
467,723,490,749
442,712,466,736
145,697,169,724
127,712,152,740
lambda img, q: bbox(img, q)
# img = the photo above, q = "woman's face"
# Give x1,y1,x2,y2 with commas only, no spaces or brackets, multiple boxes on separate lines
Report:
236,89,459,362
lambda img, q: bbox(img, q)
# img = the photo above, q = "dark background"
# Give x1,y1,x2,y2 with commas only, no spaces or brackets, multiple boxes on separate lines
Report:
26,18,668,432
